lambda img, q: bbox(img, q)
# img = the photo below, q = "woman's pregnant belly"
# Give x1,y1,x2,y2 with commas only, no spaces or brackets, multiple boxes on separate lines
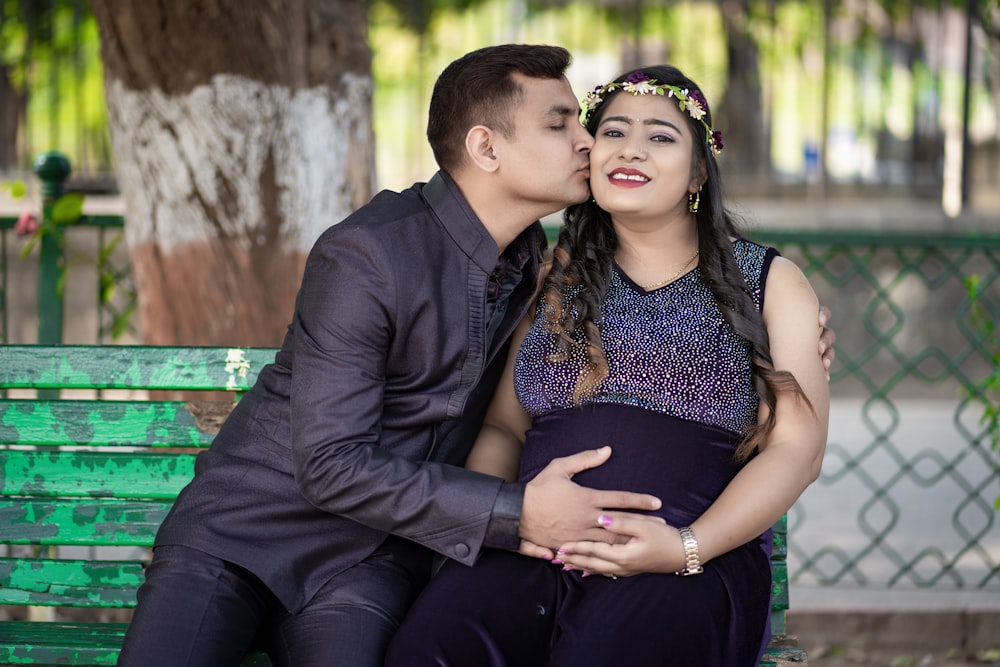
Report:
517,402,744,527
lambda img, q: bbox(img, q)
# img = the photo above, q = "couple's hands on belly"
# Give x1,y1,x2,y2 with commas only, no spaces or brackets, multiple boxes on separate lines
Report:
552,513,682,577
519,446,662,554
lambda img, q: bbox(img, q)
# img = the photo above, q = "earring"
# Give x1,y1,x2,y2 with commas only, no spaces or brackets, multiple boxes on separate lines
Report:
688,189,701,213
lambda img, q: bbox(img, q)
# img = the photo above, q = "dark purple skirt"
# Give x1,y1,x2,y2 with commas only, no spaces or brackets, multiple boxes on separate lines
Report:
386,403,773,666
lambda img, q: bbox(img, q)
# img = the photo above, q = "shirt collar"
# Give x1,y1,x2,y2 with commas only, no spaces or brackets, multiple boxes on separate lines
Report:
423,171,542,275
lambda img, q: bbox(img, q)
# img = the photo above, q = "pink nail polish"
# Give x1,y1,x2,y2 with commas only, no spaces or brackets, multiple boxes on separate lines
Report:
562,565,575,572
551,559,564,565
598,514,613,527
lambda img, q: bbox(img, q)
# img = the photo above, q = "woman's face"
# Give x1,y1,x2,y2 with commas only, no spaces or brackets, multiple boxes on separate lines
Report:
588,92,702,225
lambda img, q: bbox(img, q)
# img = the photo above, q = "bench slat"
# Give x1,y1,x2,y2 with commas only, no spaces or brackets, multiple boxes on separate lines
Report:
759,645,810,667
0,346,276,391
0,621,128,666
771,514,788,559
0,557,143,607
0,498,172,545
0,622,272,666
0,400,215,447
0,450,194,499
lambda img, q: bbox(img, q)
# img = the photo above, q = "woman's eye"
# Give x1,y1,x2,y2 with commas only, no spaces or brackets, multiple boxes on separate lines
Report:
602,128,624,138
651,134,674,143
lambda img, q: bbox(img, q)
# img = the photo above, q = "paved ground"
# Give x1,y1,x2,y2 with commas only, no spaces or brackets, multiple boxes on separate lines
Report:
806,648,1000,666
803,645,1000,666
789,611,1000,666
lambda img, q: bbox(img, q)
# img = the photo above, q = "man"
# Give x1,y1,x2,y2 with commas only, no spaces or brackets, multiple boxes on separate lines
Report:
120,45,834,666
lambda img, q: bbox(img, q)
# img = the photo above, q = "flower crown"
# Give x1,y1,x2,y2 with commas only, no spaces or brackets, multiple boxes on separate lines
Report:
582,71,724,155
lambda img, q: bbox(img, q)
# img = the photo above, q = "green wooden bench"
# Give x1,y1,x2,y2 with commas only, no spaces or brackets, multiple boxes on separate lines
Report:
0,344,807,665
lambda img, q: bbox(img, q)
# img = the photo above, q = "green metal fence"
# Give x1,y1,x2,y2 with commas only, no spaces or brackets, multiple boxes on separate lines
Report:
0,152,133,346
754,229,1000,593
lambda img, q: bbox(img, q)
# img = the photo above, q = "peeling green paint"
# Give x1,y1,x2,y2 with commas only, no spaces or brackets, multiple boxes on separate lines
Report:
0,345,280,665
1,400,218,447
2,451,195,499
0,346,276,390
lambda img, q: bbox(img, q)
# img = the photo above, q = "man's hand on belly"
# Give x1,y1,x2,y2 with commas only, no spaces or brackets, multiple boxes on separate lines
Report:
519,446,662,552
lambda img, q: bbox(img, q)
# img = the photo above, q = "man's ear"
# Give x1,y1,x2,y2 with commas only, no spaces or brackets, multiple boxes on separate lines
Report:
465,125,500,173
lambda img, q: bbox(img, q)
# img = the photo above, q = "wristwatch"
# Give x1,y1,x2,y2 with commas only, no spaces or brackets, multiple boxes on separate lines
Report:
675,526,704,576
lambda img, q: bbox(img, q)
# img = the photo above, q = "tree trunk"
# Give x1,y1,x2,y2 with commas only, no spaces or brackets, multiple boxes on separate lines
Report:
0,66,24,171
89,0,374,348
717,0,768,182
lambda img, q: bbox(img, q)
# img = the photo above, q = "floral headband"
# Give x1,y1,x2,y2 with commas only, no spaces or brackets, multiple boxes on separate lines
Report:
582,71,724,155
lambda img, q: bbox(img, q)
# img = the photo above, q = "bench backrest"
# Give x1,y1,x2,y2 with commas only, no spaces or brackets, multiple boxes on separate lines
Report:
0,344,793,635
0,345,276,612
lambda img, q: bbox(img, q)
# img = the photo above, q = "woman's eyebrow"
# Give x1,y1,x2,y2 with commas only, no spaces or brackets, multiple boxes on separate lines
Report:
600,115,683,133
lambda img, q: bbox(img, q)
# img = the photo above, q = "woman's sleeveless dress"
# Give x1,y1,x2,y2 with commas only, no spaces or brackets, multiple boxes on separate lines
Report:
385,239,779,667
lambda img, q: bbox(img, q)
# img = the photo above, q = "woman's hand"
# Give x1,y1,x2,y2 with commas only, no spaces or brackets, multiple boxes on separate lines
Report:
552,513,682,578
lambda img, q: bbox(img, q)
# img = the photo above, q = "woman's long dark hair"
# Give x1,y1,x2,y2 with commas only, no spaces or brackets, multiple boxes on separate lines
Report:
543,64,808,461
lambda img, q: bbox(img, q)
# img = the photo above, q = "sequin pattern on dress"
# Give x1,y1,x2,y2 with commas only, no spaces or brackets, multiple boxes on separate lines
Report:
514,239,775,436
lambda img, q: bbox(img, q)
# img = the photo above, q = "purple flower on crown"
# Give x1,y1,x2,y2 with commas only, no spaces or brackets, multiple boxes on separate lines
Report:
622,71,659,95
688,90,708,110
711,130,725,154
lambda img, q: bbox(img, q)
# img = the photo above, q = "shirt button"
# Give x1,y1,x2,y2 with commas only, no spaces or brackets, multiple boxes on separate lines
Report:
454,543,470,558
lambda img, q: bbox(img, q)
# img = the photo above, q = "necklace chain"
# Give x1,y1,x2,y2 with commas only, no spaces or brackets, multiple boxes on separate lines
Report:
640,251,700,290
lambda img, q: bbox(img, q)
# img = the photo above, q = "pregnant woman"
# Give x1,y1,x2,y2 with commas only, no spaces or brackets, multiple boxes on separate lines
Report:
386,64,830,667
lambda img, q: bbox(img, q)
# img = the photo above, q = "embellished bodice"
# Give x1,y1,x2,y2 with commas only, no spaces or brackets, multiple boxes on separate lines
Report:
514,239,776,436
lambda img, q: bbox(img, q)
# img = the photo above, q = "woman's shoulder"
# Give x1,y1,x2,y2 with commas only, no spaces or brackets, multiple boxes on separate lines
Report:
730,237,778,282
731,236,775,257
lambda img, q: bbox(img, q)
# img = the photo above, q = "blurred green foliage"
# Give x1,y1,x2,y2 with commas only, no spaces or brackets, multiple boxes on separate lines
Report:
1,0,997,191
965,274,1000,509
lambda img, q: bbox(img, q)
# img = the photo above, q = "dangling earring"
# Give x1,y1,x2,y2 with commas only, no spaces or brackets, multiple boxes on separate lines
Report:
688,189,701,214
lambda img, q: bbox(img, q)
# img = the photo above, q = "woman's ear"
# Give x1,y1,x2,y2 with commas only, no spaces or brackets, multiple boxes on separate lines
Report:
689,158,708,192
465,125,500,173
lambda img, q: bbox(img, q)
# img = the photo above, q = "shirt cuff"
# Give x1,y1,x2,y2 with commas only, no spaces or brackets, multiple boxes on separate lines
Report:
483,481,524,550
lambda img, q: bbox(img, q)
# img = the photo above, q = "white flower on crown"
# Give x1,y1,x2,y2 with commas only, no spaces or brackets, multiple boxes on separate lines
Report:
623,79,658,95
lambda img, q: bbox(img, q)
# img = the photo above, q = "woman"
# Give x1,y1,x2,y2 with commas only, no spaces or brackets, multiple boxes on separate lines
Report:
386,65,830,667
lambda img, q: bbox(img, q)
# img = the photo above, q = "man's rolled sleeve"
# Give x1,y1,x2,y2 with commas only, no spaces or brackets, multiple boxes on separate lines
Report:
483,481,524,550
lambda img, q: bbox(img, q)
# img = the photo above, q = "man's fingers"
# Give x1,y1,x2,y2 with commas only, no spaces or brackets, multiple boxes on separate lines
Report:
817,304,836,377
519,540,555,560
590,489,662,512
547,446,612,477
595,512,665,538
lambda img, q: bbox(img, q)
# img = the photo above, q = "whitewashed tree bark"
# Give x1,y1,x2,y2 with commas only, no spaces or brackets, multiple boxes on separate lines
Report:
90,0,374,347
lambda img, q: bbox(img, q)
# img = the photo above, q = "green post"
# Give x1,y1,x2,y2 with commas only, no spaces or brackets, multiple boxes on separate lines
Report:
33,151,71,345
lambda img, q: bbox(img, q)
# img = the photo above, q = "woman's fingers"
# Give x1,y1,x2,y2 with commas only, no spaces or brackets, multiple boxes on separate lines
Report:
554,541,630,576
553,513,673,576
